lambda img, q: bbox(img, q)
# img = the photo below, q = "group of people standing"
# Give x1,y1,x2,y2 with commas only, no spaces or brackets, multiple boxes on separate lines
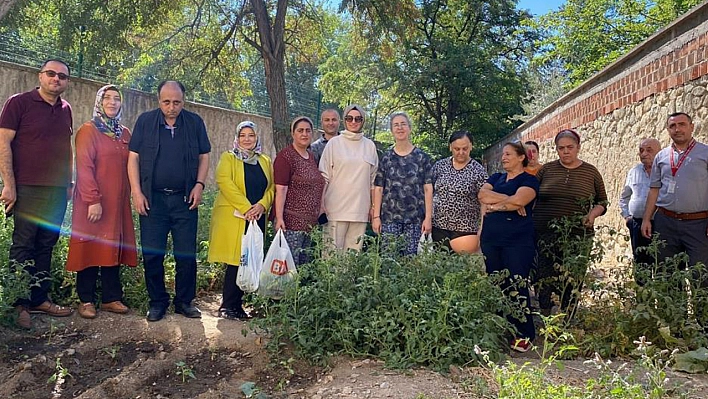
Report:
1,59,703,356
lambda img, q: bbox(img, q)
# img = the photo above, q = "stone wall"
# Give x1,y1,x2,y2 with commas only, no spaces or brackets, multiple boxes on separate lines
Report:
482,2,708,261
0,60,274,185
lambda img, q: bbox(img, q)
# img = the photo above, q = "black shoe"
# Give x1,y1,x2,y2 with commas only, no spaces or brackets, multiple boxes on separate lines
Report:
146,306,167,322
218,308,250,320
175,303,202,318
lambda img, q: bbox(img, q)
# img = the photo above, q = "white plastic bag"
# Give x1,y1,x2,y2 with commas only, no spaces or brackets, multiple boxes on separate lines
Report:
237,220,264,293
417,233,433,255
258,229,297,299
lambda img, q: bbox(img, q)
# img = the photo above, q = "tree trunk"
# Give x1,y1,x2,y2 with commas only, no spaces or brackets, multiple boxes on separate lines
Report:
251,0,290,152
0,0,20,21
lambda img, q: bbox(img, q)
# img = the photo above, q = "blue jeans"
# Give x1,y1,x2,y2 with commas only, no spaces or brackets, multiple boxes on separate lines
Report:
140,191,198,309
10,185,67,307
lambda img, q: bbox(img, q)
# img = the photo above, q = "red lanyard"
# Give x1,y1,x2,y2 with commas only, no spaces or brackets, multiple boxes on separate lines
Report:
670,139,696,176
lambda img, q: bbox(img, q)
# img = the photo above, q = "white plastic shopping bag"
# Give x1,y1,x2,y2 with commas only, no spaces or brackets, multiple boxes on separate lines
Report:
417,233,433,255
258,229,297,299
237,220,264,293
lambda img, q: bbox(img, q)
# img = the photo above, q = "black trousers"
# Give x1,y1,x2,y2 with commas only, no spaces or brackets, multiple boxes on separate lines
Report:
76,266,123,304
627,217,655,285
481,240,536,341
10,185,67,307
139,191,198,309
221,265,244,310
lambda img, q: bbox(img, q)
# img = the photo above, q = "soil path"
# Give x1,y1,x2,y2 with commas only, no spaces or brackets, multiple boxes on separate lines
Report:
1,296,707,399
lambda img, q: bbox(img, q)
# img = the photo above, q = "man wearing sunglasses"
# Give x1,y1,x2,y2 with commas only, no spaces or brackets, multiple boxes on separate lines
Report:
0,59,74,328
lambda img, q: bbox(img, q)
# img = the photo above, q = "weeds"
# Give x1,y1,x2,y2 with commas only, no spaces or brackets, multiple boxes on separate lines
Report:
175,360,196,383
102,345,121,361
47,357,72,384
252,233,516,370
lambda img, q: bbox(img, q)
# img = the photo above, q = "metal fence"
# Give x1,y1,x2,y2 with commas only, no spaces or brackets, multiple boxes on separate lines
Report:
0,31,326,119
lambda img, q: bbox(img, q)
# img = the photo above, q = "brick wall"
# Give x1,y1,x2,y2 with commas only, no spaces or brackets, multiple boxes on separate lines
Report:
484,2,708,167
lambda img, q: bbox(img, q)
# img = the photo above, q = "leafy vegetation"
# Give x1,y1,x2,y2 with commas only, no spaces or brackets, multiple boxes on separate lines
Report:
251,233,519,370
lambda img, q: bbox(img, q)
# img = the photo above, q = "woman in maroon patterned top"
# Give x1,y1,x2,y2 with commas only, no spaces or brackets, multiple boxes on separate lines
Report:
273,116,326,265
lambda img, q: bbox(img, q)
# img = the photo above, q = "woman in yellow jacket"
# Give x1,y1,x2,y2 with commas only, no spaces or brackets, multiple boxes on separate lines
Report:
208,121,274,320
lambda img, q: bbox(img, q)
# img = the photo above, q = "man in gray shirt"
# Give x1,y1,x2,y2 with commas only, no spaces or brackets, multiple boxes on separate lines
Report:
619,138,660,270
310,108,340,164
641,112,708,269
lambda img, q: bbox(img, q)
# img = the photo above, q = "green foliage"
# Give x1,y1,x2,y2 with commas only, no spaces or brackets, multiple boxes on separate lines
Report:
325,0,535,156
174,360,196,383
478,318,689,399
252,234,515,370
535,0,702,88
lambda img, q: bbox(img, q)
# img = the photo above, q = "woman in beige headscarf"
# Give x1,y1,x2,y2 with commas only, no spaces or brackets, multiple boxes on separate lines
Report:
319,104,378,251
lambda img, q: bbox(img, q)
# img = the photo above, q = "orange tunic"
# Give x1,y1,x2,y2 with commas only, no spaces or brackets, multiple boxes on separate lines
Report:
66,122,138,271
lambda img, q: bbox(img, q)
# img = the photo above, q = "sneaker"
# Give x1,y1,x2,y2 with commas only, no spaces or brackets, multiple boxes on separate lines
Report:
511,338,532,353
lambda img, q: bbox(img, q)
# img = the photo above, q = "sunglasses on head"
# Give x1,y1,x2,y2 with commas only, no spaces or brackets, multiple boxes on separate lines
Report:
41,70,69,80
344,115,363,123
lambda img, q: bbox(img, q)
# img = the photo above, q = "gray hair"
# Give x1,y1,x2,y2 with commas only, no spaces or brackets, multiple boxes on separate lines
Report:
389,111,412,132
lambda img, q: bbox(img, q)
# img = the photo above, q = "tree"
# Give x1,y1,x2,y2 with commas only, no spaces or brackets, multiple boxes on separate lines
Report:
536,0,702,87
0,0,19,21
2,0,335,151
332,0,535,156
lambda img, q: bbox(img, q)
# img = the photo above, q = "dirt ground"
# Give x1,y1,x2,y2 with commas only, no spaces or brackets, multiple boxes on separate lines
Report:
1,296,707,399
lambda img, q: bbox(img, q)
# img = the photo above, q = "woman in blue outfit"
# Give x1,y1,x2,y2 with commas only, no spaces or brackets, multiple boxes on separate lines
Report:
478,142,539,353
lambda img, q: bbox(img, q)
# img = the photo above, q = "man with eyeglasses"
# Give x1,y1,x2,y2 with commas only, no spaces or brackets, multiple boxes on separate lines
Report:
0,59,74,328
310,108,340,164
128,80,211,322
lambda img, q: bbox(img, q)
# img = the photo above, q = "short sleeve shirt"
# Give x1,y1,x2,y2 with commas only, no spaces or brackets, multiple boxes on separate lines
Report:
650,141,708,213
432,157,488,233
481,172,539,246
374,147,433,224
0,89,73,187
273,145,325,231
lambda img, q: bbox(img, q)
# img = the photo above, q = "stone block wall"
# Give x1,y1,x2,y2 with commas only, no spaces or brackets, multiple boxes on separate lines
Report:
0,60,274,186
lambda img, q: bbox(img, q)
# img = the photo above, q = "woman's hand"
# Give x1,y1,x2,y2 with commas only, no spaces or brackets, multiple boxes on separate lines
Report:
245,203,265,221
582,213,596,228
421,217,432,234
87,203,102,223
372,217,382,234
274,218,286,232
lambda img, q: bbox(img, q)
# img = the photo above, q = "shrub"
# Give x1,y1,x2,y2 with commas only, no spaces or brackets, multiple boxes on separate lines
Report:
252,234,516,370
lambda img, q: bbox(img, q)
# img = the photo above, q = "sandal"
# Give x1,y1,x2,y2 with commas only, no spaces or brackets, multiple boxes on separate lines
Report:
29,301,73,317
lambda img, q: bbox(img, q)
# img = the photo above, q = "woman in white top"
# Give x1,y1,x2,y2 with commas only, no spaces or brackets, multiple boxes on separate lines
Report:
319,104,378,251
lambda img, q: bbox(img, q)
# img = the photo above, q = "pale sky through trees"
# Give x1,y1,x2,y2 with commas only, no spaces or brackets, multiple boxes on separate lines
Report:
518,0,565,16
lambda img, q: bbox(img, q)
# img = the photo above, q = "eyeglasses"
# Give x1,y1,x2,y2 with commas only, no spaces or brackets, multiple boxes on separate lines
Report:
392,122,409,129
344,115,363,123
40,70,69,80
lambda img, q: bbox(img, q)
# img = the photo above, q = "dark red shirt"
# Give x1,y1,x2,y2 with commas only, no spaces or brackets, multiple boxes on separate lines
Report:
274,145,325,231
0,88,73,187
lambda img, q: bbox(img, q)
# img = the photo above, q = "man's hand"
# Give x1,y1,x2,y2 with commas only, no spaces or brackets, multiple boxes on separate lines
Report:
188,184,204,210
87,203,102,223
641,219,652,239
1,185,16,214
132,192,150,216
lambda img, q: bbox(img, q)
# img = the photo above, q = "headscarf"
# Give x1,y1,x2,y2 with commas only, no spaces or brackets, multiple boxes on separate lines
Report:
91,84,123,138
233,120,262,165
342,104,366,141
